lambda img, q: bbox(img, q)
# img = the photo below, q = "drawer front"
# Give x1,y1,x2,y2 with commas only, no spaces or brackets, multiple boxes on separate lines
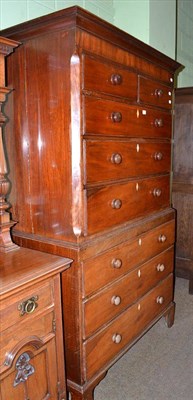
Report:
139,76,172,109
84,97,172,138
83,55,137,100
0,312,54,367
85,140,171,184
87,175,170,234
84,275,173,379
83,246,174,338
83,219,175,296
0,280,54,332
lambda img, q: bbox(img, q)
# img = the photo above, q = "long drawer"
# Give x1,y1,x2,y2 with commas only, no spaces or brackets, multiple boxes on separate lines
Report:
87,175,170,234
83,246,174,338
138,76,172,109
83,274,173,380
85,140,171,184
83,219,175,297
83,55,137,99
84,97,172,138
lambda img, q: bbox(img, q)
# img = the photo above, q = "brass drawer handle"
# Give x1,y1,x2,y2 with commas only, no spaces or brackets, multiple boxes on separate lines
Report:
111,153,122,164
110,73,122,85
111,258,122,268
158,234,167,243
154,88,163,97
111,295,121,306
111,199,122,209
154,152,163,160
18,296,39,316
111,111,122,123
112,333,122,344
154,118,163,127
156,296,164,304
153,188,162,197
156,263,165,272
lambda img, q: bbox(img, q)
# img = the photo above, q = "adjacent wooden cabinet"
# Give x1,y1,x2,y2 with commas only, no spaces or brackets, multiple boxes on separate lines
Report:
172,87,193,294
1,7,181,399
0,248,71,400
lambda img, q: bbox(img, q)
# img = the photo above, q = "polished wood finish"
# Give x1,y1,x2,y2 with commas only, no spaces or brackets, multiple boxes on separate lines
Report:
0,37,19,252
1,6,181,399
0,247,71,400
172,87,193,294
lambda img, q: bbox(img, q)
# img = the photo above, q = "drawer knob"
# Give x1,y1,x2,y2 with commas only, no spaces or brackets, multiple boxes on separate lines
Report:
112,333,122,344
153,188,162,197
154,118,163,127
111,153,122,164
111,199,122,209
18,295,39,316
111,295,121,306
111,111,122,123
154,88,163,97
111,73,122,85
158,234,167,243
111,258,122,268
156,263,165,272
156,296,164,304
154,152,163,160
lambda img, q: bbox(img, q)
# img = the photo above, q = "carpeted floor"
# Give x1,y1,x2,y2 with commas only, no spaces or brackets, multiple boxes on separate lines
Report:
94,278,193,400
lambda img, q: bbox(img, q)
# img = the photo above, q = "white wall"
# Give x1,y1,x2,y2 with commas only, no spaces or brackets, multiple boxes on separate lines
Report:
0,0,114,30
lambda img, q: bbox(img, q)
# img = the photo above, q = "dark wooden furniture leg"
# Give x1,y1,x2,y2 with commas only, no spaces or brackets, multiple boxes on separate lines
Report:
164,302,175,328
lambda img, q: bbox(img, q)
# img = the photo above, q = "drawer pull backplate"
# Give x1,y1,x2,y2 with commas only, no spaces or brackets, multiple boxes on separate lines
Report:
18,295,39,316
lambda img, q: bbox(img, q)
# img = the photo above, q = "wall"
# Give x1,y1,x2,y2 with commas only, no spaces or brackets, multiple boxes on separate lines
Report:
114,0,149,44
0,0,114,29
114,0,176,59
177,0,193,87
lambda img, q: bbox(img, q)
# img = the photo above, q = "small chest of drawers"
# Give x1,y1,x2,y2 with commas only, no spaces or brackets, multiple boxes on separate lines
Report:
1,6,181,400
0,248,71,400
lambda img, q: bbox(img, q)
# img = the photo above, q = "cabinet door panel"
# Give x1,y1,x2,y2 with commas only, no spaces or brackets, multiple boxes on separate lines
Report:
0,339,58,400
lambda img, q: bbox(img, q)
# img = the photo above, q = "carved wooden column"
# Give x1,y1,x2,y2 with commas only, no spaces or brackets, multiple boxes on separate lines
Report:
0,36,19,252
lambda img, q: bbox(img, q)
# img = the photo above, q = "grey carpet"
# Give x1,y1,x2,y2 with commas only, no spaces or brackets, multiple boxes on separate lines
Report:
94,278,193,400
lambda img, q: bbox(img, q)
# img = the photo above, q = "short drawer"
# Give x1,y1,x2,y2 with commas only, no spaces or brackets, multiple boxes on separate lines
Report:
85,140,171,184
83,55,137,100
0,280,54,332
83,219,175,296
83,246,174,338
139,76,172,109
83,274,173,379
87,175,170,234
0,311,54,367
84,97,172,138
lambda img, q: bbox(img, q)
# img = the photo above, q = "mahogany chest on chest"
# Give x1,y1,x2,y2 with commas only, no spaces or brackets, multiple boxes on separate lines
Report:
1,6,181,399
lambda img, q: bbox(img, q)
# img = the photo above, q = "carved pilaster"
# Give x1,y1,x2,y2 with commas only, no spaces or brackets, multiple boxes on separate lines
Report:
0,36,19,252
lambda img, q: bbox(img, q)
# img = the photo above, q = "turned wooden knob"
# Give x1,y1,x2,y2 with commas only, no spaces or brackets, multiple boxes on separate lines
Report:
154,88,163,97
156,263,165,272
158,234,167,243
154,152,163,160
112,333,122,344
111,295,121,306
110,73,122,85
111,199,122,209
111,153,122,164
154,118,163,127
111,111,122,123
153,188,162,197
156,296,164,304
111,258,122,269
